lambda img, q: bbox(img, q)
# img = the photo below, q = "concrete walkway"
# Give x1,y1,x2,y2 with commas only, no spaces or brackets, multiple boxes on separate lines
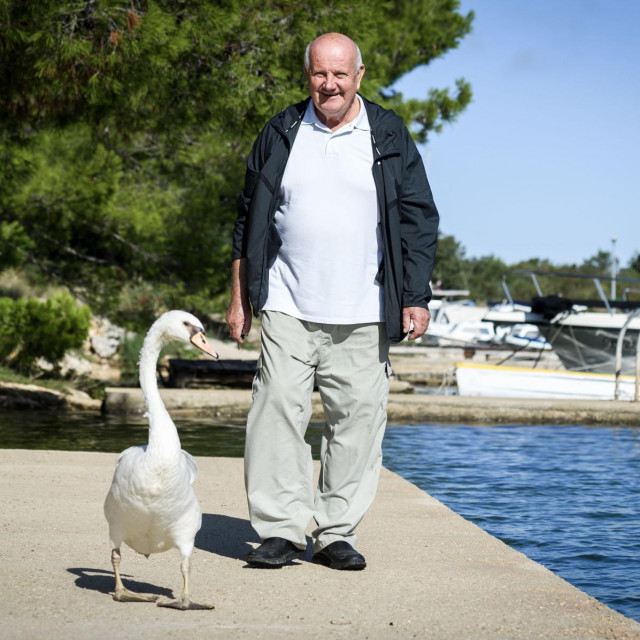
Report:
1,449,639,639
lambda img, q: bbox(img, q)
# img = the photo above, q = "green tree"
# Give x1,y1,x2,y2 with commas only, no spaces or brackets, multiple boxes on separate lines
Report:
580,250,611,275
432,233,468,290
465,255,507,303
0,0,473,328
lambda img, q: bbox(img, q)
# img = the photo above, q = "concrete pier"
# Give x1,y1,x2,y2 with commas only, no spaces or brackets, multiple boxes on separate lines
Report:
102,386,640,426
101,344,640,425
1,449,639,639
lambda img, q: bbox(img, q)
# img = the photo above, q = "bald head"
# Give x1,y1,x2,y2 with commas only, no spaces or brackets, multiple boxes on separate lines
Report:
303,32,365,130
304,33,363,75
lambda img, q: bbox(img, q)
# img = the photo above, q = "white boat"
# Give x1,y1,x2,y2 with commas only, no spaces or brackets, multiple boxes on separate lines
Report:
421,289,497,346
426,316,498,346
456,362,639,401
484,270,640,375
456,270,640,401
501,323,551,351
422,289,551,350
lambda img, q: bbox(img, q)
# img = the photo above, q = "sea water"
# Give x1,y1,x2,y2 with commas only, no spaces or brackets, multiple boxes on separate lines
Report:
382,423,640,623
0,412,638,621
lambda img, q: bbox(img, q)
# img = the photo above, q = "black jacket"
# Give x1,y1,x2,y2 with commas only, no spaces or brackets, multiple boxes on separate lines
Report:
232,95,439,343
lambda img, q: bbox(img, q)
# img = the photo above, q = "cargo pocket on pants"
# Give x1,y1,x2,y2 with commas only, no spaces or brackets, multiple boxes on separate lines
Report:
251,354,263,402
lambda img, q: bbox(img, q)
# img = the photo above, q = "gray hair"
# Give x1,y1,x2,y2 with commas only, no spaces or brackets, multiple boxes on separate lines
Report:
304,38,363,74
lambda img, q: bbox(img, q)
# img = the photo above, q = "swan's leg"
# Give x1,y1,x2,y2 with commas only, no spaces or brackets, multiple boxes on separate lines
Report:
111,548,158,603
157,556,214,610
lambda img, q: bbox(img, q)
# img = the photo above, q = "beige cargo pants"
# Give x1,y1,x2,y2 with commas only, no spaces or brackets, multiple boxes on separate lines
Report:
244,310,390,553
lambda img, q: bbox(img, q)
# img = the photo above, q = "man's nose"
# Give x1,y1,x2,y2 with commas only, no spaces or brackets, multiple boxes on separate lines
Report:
324,73,336,89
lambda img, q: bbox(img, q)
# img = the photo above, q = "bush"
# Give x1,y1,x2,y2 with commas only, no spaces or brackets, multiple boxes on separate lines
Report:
0,297,16,361
0,292,91,373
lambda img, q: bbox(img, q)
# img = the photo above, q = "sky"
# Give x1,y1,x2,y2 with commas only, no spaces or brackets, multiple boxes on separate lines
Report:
393,0,640,269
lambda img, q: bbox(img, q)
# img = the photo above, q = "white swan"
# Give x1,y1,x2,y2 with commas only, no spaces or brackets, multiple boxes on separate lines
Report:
104,310,218,610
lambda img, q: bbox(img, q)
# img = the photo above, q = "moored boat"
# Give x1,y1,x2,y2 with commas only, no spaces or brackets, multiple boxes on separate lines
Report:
456,362,639,401
484,270,640,375
456,269,640,400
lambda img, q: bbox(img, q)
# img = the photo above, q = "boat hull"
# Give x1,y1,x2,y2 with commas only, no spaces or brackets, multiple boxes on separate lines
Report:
537,324,638,374
456,362,638,401
485,309,640,375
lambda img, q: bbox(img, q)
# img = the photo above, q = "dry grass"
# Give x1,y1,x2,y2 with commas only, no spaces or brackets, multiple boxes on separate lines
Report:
0,269,67,301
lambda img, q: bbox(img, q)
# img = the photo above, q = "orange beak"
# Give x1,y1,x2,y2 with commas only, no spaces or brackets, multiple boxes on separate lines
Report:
190,331,219,359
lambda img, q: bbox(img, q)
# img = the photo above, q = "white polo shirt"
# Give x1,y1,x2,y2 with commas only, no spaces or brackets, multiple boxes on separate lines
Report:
263,96,384,324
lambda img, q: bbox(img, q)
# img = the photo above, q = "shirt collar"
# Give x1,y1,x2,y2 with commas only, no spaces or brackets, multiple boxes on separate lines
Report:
303,95,370,132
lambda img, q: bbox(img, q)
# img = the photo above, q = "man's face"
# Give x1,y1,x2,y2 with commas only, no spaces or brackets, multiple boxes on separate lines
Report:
306,39,364,125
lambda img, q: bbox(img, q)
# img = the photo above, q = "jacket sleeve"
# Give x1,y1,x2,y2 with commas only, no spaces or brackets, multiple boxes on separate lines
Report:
231,124,270,261
398,127,439,308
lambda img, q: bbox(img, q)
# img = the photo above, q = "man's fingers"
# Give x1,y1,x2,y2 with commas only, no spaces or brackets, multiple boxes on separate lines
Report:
402,306,431,340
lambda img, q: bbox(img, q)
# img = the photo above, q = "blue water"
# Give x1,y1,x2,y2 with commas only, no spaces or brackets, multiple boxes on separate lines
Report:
0,413,638,621
382,424,640,622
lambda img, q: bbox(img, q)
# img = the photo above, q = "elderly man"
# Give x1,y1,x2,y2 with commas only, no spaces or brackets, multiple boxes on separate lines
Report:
227,33,438,570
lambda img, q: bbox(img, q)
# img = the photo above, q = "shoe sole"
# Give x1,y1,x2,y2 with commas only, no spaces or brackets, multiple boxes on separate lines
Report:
312,554,366,570
246,549,299,568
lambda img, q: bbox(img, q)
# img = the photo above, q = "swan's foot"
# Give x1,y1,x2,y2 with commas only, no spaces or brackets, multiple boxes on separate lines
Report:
157,596,214,610
113,587,159,603
156,556,214,610
110,547,158,603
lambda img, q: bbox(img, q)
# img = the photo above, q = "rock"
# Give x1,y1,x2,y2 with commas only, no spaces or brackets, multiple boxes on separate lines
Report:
90,316,126,358
63,388,101,410
59,352,93,378
34,357,55,373
88,360,121,382
0,382,66,410
0,382,101,411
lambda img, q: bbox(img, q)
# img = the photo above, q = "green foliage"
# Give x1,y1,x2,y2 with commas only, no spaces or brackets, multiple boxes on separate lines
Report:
0,221,34,269
382,79,472,144
465,255,508,302
118,331,145,382
0,0,473,329
432,233,468,289
0,292,91,372
483,252,640,304
0,363,70,391
0,297,15,361
428,245,640,305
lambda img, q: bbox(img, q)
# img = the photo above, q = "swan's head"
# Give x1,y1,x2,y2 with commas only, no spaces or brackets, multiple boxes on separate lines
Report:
153,310,219,359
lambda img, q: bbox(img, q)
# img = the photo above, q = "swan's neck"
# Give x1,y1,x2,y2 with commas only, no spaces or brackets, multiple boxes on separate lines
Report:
139,326,180,455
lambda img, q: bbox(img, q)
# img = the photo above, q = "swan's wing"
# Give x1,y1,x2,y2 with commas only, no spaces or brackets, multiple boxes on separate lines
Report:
115,444,147,465
181,450,199,484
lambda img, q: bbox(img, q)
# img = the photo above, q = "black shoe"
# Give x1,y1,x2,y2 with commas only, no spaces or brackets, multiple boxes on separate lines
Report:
246,537,300,568
312,541,366,570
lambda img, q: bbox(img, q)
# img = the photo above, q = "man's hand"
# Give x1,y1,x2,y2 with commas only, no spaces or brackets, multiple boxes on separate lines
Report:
226,297,252,345
226,258,252,344
402,306,431,341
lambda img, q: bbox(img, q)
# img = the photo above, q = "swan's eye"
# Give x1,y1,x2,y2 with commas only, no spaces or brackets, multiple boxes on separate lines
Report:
183,321,191,328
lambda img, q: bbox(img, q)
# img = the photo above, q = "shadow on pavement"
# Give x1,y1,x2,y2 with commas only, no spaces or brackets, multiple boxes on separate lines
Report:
196,513,261,560
67,567,173,599
196,514,315,565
